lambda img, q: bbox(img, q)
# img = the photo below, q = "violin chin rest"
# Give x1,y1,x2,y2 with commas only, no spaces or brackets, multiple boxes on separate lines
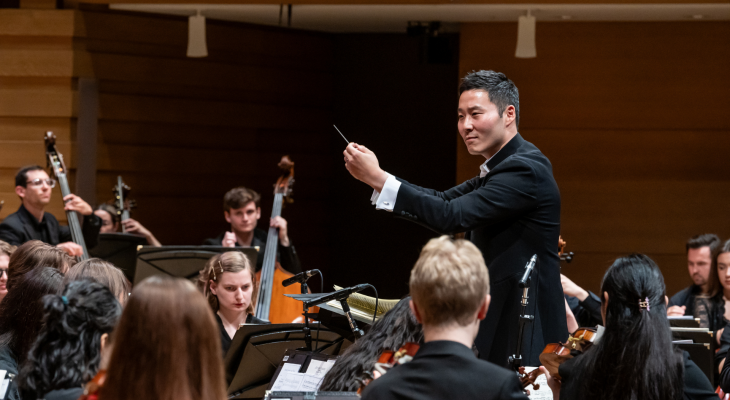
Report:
538,353,563,380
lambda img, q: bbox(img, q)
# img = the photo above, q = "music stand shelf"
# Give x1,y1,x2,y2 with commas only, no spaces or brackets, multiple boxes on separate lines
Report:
132,245,259,285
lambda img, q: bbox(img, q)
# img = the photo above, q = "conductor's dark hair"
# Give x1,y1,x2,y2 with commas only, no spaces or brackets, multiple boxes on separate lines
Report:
0,267,64,366
18,279,122,398
686,233,721,254
569,254,684,400
318,297,423,392
459,70,520,127
15,165,45,188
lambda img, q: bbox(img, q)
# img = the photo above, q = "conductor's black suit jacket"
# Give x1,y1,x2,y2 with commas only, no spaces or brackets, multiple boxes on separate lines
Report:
391,133,567,366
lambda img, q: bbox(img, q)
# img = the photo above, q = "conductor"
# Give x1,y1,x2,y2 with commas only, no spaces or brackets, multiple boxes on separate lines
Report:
343,70,567,367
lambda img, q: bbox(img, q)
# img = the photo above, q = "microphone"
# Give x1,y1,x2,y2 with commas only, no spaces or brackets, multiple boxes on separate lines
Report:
518,255,538,288
304,284,370,307
282,269,319,287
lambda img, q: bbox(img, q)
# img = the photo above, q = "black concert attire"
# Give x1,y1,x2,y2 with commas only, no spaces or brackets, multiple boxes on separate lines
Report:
360,340,529,400
565,291,603,328
373,133,566,366
0,345,19,400
203,228,301,274
715,324,730,381
41,387,84,400
215,313,268,357
669,285,727,333
559,350,716,400
0,205,101,248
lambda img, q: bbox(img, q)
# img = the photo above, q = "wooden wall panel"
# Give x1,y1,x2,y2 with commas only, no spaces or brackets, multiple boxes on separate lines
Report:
459,21,730,296
0,10,77,225
75,9,335,273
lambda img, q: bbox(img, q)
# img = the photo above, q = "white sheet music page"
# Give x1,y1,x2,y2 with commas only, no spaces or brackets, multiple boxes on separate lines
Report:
523,367,553,400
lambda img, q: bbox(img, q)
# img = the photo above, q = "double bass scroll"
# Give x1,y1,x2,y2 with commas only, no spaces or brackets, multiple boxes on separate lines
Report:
44,132,90,261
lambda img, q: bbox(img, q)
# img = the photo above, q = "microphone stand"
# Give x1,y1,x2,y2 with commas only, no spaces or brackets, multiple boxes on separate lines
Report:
339,298,364,339
509,255,538,374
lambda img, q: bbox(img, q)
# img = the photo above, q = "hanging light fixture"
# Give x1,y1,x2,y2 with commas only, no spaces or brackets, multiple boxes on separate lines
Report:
515,10,536,59
187,10,208,58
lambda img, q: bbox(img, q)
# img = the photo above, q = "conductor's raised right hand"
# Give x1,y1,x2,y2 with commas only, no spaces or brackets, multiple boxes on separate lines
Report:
343,143,388,192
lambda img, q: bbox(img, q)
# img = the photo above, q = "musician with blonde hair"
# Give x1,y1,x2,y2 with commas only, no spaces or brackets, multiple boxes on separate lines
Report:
198,251,268,356
361,236,528,400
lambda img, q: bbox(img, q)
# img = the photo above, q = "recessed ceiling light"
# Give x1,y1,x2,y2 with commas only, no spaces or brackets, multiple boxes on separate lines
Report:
561,15,572,20
692,14,704,19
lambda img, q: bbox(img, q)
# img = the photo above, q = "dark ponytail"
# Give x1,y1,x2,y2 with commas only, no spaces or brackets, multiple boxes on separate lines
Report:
18,279,122,398
570,254,683,400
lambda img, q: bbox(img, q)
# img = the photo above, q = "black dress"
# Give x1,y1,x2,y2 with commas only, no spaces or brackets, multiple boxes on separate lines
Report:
215,313,269,357
559,350,717,400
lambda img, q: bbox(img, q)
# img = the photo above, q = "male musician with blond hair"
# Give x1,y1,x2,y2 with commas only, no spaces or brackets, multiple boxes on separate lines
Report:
0,165,100,257
361,236,528,400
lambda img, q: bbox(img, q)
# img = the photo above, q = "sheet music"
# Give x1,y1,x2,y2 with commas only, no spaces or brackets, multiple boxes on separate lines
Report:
270,359,336,392
523,367,553,400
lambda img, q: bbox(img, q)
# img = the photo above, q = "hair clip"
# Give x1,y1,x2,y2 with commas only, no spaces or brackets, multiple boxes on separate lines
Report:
219,260,224,274
639,297,650,311
61,296,69,305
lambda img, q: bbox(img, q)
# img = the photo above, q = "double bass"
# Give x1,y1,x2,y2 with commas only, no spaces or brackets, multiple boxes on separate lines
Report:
253,156,314,323
44,132,89,261
112,176,137,232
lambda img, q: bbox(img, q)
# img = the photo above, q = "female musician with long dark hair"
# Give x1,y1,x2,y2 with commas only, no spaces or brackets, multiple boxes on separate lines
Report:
319,297,423,392
17,280,121,400
542,254,716,400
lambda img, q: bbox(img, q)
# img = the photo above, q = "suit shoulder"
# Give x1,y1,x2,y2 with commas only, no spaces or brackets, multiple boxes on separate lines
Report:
0,211,24,227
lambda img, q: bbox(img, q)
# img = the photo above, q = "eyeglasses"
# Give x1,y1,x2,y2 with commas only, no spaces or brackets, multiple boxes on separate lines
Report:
26,178,56,188
0,268,7,277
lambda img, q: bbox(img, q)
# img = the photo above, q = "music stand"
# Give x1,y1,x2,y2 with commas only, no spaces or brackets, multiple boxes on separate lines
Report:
133,246,259,285
224,324,352,399
89,233,147,281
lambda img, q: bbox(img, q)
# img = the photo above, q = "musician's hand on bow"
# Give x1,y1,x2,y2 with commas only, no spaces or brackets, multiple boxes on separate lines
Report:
667,305,686,317
222,231,237,248
344,143,388,192
63,194,93,216
57,241,83,257
270,216,290,247
539,366,560,400
560,274,589,302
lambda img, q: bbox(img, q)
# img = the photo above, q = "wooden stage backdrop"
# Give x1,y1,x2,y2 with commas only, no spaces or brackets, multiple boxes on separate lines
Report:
459,21,730,296
1,10,729,298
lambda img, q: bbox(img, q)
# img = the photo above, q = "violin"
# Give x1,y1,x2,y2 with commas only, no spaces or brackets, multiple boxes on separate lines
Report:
519,327,599,393
558,235,574,263
79,369,106,400
357,342,420,394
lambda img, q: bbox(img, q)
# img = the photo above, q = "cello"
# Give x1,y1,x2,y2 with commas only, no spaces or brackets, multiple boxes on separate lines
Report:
44,132,89,261
254,156,314,323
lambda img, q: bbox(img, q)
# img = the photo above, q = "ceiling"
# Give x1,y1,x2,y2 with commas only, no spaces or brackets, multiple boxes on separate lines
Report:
109,3,730,33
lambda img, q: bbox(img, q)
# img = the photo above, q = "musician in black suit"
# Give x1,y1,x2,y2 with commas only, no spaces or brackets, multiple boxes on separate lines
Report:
0,166,100,257
203,187,301,274
344,70,566,366
361,236,528,400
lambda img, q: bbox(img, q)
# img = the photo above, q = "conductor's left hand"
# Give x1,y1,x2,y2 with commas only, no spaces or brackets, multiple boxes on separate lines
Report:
343,143,388,192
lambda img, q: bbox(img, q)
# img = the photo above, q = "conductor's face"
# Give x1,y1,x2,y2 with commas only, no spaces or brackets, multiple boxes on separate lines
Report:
457,89,514,159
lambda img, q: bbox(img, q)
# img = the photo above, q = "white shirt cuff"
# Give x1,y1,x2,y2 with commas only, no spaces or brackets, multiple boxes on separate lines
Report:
370,174,400,212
